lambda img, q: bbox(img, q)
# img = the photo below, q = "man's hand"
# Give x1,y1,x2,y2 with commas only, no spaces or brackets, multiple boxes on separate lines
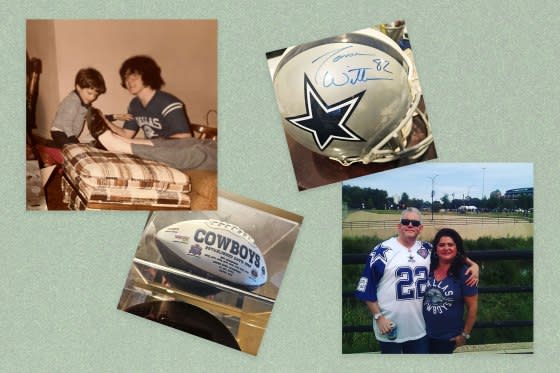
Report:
113,113,134,121
376,316,393,335
464,259,479,286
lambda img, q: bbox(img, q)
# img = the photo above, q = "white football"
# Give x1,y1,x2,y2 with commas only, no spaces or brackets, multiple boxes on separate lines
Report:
155,219,267,290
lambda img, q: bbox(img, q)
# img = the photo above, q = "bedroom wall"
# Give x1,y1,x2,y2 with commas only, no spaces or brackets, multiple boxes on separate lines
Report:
27,19,217,139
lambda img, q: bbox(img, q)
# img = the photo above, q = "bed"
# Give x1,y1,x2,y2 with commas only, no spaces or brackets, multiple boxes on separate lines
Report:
61,143,216,210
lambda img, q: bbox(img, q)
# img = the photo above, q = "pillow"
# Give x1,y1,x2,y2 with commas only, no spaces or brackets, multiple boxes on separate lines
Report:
62,144,191,193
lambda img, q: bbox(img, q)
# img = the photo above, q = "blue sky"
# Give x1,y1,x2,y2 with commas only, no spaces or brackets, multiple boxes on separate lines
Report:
343,162,533,202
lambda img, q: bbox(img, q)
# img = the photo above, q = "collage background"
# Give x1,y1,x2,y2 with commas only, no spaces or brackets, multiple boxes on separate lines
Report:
2,1,558,371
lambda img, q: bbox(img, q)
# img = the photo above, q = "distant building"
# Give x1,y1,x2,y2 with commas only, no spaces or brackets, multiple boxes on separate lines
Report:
504,187,533,200
458,205,478,212
490,190,502,199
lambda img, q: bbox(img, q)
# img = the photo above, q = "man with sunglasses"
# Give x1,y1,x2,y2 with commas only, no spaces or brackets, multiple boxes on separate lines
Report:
354,207,478,353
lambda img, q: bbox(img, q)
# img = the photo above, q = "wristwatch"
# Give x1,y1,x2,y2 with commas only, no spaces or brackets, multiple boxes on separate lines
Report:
374,312,383,320
461,332,471,340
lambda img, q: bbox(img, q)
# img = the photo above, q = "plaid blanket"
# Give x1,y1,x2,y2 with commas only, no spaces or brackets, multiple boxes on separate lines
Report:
62,144,191,209
62,144,191,192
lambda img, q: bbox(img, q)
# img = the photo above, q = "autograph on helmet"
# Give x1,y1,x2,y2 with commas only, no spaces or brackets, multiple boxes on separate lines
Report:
312,45,394,88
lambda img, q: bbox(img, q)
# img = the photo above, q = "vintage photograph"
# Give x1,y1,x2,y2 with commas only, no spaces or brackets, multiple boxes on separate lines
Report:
342,163,533,354
266,20,436,191
26,20,217,210
117,190,303,355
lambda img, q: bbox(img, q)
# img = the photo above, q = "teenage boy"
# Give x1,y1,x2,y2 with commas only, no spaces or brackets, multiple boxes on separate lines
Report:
88,55,216,171
108,55,192,139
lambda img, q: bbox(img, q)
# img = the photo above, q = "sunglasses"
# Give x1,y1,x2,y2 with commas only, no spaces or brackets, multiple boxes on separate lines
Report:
400,219,421,227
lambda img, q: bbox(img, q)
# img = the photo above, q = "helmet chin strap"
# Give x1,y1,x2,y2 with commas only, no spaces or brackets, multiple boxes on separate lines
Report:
331,92,434,166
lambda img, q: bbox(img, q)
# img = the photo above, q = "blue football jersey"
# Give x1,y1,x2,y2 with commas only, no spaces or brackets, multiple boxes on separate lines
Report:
124,90,191,138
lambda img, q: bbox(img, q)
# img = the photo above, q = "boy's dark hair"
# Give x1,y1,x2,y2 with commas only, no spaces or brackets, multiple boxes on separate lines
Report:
430,228,466,280
119,55,165,90
75,68,107,94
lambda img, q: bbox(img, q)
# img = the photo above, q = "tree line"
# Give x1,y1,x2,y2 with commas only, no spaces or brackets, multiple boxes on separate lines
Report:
343,185,533,212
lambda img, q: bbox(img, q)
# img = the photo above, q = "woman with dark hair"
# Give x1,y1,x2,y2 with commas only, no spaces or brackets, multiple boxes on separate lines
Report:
422,228,478,353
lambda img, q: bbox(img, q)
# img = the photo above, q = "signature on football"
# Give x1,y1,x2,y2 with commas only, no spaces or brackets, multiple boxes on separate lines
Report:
311,45,393,87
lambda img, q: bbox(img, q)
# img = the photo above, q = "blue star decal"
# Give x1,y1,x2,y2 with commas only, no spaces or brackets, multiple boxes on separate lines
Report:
285,74,366,151
369,245,391,267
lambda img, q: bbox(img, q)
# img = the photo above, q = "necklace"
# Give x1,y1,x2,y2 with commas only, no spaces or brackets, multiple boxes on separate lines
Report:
398,238,416,263
407,248,416,263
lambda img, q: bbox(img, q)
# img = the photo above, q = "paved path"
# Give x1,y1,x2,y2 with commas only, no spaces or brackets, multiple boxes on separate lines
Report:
455,342,533,354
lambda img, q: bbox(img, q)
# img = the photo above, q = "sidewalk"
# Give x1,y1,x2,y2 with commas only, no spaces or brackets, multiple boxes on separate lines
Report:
455,342,533,354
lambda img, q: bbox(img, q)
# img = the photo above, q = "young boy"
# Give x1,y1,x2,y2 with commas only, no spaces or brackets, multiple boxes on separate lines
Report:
50,68,129,148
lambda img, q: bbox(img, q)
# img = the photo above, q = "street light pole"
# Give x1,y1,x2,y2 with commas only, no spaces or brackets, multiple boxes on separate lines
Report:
482,167,486,199
467,184,474,198
428,174,439,221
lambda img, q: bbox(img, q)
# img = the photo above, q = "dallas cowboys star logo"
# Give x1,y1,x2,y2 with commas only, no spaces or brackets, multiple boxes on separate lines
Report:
369,244,391,267
285,74,366,151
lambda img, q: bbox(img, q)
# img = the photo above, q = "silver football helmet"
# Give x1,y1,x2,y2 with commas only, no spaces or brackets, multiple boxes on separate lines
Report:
272,28,433,166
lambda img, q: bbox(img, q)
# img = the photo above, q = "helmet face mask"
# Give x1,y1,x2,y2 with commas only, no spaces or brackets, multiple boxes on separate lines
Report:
272,28,433,166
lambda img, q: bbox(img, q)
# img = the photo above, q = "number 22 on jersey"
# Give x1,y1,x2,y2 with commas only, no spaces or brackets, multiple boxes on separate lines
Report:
395,266,428,300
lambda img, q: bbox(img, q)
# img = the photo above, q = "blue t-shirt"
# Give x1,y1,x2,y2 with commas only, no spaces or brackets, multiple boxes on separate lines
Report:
422,265,478,340
123,90,191,139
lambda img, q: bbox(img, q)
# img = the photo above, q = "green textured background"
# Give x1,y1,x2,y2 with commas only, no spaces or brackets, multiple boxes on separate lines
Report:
2,1,558,371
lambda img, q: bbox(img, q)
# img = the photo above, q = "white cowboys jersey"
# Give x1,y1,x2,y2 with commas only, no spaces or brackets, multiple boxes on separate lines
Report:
355,237,432,342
